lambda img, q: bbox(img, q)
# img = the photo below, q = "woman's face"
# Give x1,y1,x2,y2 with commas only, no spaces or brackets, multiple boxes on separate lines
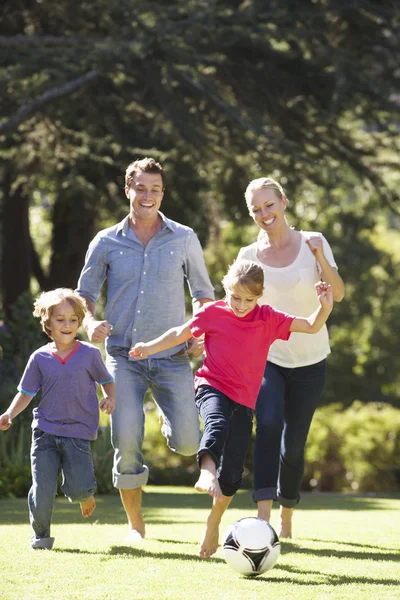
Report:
247,187,287,232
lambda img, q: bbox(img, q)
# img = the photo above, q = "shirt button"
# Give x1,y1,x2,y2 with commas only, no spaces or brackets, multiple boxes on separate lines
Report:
133,328,136,332
120,251,123,254
141,290,144,294
143,271,146,275
137,310,141,313
144,253,148,257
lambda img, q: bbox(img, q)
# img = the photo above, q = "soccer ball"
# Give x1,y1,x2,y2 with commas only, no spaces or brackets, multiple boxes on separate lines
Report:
222,517,280,576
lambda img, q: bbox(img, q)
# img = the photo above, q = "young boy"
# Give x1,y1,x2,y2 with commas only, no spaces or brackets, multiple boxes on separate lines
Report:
0,288,116,550
129,259,333,558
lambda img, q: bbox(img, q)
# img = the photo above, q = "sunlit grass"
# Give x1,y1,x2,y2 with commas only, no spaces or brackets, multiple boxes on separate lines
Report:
0,488,399,600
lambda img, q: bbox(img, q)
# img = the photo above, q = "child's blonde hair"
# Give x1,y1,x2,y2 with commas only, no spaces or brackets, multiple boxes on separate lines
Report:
33,288,87,338
222,259,264,297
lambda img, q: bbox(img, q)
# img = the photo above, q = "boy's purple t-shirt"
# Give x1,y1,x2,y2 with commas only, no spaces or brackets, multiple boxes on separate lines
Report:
18,341,113,441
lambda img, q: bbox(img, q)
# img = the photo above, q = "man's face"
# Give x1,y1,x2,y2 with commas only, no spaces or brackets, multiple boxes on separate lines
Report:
125,171,164,222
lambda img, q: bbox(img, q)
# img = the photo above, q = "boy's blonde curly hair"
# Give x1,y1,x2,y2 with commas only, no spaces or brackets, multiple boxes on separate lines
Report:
33,288,86,338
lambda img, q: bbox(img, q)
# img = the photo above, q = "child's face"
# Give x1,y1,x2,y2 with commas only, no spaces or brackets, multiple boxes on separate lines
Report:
48,300,80,347
225,283,262,318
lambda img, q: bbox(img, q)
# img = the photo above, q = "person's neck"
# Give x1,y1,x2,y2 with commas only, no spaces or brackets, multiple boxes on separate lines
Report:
260,223,296,250
129,214,162,246
50,340,78,355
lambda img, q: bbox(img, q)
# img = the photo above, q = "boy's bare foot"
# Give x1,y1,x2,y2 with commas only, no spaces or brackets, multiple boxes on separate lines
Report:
80,496,96,518
279,506,293,538
195,470,222,499
198,521,219,558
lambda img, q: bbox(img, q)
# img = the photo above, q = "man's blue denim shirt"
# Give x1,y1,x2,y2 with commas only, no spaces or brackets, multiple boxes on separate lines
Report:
76,213,215,358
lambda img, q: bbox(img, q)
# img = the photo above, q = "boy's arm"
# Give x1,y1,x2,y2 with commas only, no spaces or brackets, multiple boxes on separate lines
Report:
99,381,116,415
290,282,333,335
0,392,34,430
129,323,193,360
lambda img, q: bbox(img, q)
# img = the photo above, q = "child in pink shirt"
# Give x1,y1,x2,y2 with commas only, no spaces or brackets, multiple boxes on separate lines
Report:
129,259,332,559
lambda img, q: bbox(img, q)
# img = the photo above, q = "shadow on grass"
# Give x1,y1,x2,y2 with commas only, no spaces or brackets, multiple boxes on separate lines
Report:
280,540,400,563
0,489,399,527
261,564,400,587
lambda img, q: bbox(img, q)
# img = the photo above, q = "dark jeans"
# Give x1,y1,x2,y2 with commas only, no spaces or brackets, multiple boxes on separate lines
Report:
253,359,326,508
195,385,253,497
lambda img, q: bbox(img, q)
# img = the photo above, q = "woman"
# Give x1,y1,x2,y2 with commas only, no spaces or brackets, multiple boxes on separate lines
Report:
238,177,344,538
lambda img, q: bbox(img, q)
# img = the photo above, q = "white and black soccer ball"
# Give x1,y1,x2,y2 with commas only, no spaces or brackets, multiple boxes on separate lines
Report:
222,517,280,576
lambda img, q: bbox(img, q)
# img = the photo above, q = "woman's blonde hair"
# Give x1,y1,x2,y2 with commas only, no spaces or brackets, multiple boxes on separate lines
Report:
33,288,87,338
244,177,286,206
222,259,264,296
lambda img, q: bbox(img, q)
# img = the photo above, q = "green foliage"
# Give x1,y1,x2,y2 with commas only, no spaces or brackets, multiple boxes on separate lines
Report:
304,402,400,493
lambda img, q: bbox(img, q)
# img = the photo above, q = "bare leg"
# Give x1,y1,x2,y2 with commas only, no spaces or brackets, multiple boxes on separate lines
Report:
120,487,145,541
257,499,273,522
279,506,293,538
80,496,96,518
199,494,233,559
195,453,222,499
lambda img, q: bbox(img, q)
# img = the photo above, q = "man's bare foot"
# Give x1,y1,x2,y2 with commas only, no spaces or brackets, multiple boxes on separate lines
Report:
198,521,219,558
80,496,96,518
195,470,222,499
279,506,293,538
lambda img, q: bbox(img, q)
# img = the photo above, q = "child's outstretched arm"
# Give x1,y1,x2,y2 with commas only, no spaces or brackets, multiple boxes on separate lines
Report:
290,282,333,334
0,392,33,430
129,322,193,359
99,381,116,415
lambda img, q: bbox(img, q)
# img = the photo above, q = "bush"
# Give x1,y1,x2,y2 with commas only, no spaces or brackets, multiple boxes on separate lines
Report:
304,401,400,493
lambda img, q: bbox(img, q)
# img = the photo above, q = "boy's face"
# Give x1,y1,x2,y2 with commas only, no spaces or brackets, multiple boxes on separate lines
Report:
48,300,79,347
225,283,261,318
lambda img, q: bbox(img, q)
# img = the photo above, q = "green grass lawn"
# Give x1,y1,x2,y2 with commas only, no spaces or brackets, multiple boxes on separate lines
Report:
0,487,399,600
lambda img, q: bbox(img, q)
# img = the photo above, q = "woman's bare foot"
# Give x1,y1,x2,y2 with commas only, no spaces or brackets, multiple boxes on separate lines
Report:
126,529,145,543
257,499,273,522
279,506,293,538
195,470,222,499
80,496,96,518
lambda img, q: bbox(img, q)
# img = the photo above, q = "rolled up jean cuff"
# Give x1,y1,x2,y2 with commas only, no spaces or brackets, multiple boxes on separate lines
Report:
252,487,277,503
278,492,300,508
112,465,149,489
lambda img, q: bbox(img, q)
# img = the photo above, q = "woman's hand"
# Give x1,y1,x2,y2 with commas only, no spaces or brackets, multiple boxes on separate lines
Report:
306,236,325,261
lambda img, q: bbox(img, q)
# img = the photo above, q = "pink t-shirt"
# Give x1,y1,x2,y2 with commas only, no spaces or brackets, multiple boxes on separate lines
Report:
188,300,294,409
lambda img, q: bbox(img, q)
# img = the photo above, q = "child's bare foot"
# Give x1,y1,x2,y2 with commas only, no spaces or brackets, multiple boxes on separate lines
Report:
257,499,273,522
279,506,293,538
126,529,145,543
195,470,222,499
198,520,219,558
80,496,96,518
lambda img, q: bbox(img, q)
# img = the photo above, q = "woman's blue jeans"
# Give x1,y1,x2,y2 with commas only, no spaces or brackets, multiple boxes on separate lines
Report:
195,385,253,497
28,428,96,549
253,359,326,508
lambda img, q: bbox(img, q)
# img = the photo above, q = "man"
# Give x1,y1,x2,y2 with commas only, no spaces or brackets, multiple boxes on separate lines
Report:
76,157,214,541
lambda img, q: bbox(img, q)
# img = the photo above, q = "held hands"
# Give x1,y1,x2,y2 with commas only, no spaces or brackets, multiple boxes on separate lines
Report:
0,413,12,431
315,282,333,310
99,396,116,415
187,336,205,358
129,343,149,360
85,318,113,344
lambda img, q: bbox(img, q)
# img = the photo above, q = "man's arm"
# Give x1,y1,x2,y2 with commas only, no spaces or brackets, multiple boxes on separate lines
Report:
80,296,112,344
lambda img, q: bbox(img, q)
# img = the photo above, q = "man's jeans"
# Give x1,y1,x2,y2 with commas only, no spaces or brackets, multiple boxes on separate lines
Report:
29,429,96,549
195,385,253,497
107,350,201,489
253,359,326,507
